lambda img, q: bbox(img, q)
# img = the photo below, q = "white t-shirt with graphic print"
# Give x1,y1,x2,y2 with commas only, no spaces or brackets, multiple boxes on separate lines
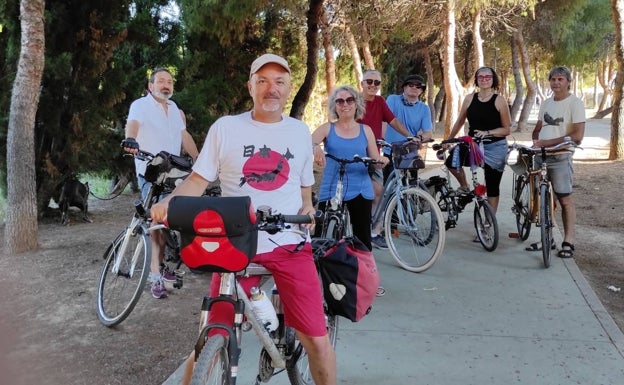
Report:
537,94,585,141
194,111,315,253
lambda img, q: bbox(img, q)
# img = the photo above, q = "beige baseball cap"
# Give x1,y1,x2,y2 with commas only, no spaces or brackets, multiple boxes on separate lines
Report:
249,53,291,78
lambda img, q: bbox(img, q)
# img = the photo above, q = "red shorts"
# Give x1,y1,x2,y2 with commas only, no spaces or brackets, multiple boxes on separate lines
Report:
208,243,327,337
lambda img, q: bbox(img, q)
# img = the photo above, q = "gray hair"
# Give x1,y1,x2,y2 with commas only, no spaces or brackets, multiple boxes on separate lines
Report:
327,85,365,121
548,66,572,90
149,68,173,83
548,66,572,82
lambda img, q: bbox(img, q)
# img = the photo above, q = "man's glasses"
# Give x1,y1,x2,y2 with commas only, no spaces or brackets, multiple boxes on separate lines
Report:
363,79,381,86
477,75,493,80
406,83,424,89
335,97,356,106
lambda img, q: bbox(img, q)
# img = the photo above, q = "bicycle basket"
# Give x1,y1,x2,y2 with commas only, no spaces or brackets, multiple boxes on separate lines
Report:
143,151,193,189
391,141,425,170
166,196,258,273
507,148,532,176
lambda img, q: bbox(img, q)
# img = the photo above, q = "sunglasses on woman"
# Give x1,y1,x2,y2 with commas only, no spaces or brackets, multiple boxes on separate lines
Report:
335,97,356,106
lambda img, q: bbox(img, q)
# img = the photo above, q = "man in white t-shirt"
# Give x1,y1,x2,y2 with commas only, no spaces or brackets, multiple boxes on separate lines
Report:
121,68,199,299
531,66,585,259
151,54,336,385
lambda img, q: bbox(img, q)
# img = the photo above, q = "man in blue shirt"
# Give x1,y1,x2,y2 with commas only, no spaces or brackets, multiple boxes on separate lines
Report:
384,74,433,178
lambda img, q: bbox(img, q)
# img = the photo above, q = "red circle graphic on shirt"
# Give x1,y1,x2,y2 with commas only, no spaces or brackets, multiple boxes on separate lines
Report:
241,149,290,191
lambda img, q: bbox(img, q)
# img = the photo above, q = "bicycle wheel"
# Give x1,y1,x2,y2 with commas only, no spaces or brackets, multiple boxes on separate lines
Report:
286,315,338,385
96,226,150,327
540,183,554,268
190,335,231,385
473,199,499,252
384,187,445,273
512,174,532,240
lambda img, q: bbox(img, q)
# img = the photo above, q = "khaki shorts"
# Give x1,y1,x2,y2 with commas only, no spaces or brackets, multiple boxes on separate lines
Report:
535,153,574,196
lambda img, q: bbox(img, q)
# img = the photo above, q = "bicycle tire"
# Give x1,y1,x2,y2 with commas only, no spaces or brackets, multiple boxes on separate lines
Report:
96,227,150,327
286,315,338,385
512,174,532,240
540,183,554,268
473,199,499,252
384,187,445,273
343,208,353,239
190,335,231,385
324,217,341,241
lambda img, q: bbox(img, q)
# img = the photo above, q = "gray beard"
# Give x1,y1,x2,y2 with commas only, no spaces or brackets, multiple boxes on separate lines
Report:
153,91,172,100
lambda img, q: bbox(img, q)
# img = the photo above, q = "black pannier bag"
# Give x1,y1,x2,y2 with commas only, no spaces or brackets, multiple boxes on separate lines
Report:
166,196,258,272
391,141,425,170
143,151,193,189
312,236,380,322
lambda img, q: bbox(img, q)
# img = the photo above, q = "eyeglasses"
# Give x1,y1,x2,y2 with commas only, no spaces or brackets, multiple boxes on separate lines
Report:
406,83,424,89
363,79,381,86
335,97,356,106
477,75,493,80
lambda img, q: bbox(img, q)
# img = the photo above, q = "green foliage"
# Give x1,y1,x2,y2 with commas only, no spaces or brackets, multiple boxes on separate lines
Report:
175,0,305,132
530,0,613,67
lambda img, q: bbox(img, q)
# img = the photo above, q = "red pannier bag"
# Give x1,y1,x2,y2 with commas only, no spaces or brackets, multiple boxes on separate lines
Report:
166,196,258,273
313,237,380,322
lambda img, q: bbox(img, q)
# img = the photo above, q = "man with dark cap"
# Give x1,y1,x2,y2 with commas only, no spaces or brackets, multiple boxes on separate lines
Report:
384,74,433,162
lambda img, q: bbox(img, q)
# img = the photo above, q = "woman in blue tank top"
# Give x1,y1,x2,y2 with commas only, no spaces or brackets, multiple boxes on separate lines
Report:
311,85,389,251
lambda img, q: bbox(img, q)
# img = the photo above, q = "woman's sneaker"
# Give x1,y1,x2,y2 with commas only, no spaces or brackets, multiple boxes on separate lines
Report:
371,234,388,250
151,279,168,299
161,266,177,283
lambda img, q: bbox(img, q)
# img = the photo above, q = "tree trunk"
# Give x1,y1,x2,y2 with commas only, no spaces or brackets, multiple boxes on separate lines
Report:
510,34,524,126
610,0,624,160
423,47,437,127
513,28,537,132
472,8,483,70
344,24,363,89
360,22,375,70
321,6,336,98
290,0,324,120
4,0,46,254
442,0,461,137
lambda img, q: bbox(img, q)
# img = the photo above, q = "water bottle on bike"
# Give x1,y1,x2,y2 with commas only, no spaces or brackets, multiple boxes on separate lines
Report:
250,286,279,332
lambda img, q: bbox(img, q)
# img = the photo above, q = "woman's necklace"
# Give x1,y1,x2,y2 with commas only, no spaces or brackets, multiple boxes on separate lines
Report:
478,92,493,101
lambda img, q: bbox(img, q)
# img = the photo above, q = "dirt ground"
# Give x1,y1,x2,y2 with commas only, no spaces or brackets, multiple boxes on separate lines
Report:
0,118,622,385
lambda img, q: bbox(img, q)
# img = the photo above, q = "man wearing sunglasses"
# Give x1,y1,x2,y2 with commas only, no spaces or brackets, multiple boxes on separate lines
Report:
384,74,433,173
358,70,411,249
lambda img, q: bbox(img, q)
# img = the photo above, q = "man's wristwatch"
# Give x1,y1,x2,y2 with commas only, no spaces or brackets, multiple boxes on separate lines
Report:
563,135,572,143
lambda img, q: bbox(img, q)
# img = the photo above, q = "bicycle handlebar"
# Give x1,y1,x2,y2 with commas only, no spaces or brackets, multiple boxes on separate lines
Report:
376,137,434,149
150,201,322,236
324,152,382,166
509,140,582,154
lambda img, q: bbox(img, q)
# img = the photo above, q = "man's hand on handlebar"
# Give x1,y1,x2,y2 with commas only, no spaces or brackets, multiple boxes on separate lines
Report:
121,137,140,154
150,200,168,223
298,204,317,231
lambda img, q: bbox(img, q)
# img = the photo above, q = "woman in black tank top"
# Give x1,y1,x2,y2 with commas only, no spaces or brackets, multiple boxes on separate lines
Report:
443,66,512,216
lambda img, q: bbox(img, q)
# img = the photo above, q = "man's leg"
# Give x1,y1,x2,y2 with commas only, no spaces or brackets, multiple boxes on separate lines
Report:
558,194,575,244
296,332,336,385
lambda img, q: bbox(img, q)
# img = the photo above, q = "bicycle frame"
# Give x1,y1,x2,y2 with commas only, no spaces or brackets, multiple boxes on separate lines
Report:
319,153,378,239
428,137,499,251
196,268,290,377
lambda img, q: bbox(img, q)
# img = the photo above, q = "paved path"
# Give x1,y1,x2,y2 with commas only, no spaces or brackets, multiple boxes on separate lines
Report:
164,118,624,384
